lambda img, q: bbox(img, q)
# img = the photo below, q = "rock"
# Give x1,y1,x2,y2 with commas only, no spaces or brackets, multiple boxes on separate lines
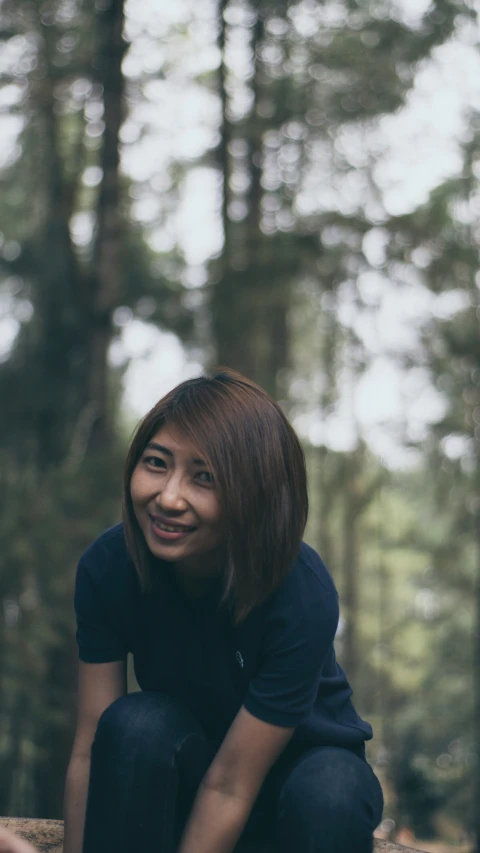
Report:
375,844,420,853
0,819,63,853
0,818,420,853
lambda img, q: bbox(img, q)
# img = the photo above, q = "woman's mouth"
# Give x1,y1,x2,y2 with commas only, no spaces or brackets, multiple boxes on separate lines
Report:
150,516,197,541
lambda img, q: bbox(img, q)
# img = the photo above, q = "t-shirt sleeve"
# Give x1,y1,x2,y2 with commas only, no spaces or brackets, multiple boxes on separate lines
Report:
243,561,339,728
75,553,129,663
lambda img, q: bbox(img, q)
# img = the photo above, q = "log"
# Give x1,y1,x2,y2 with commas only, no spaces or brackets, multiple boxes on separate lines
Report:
0,819,63,852
0,817,420,853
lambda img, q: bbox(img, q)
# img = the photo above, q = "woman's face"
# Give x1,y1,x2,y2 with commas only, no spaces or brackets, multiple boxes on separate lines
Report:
130,423,224,585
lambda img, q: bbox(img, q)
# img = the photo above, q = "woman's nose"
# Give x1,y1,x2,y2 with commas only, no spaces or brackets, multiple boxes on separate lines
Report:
155,474,187,510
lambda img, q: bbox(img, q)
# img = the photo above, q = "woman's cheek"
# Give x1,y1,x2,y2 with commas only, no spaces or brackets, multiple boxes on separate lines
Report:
129,469,145,504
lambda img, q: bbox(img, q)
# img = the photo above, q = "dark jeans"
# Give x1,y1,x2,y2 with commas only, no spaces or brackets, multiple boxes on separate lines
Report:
82,692,383,853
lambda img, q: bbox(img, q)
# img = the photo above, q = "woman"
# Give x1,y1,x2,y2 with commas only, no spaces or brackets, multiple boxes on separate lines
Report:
63,369,383,853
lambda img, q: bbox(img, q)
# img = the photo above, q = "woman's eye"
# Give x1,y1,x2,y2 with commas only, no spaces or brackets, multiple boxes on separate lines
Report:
144,455,166,469
197,471,214,485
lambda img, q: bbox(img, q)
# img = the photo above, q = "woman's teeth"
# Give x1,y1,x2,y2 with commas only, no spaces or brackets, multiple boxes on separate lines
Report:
156,522,193,532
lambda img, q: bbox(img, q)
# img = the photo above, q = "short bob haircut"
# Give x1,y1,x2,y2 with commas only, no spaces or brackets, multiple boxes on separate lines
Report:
122,368,308,623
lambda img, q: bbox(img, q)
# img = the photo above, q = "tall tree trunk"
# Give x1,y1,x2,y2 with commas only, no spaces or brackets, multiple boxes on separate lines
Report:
473,457,480,853
342,450,360,684
210,1,291,398
317,445,335,571
245,13,263,251
34,1,127,817
341,445,384,687
88,0,127,447
217,0,229,261
33,17,84,467
316,306,341,567
10,0,129,819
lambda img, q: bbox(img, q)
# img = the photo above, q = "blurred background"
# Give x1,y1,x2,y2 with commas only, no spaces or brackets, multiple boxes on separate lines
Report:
0,0,479,849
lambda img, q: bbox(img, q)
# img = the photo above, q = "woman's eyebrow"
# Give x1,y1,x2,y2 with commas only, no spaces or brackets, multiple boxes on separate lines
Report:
146,442,207,466
146,442,173,457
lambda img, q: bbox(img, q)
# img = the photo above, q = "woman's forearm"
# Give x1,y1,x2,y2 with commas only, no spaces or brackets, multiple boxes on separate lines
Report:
178,781,252,853
63,754,91,853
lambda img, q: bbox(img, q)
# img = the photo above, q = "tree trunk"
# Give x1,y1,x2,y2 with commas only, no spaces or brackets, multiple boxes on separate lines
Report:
33,20,84,467
88,0,127,447
341,445,383,687
217,0,229,259
342,450,360,684
316,446,335,571
210,1,291,398
473,457,480,853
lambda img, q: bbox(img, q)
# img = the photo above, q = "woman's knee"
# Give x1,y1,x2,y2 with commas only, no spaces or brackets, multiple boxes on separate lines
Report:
278,747,383,843
92,691,210,769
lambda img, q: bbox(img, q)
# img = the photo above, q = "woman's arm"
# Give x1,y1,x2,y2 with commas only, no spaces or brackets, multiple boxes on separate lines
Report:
63,660,126,853
178,706,294,853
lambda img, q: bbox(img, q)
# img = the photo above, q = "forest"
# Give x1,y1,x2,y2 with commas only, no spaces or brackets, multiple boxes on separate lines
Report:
0,0,479,849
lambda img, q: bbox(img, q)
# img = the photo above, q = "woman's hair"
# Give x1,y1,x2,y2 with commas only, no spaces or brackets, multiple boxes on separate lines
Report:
122,368,308,623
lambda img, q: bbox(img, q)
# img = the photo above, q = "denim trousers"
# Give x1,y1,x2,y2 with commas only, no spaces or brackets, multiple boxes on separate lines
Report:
82,692,383,853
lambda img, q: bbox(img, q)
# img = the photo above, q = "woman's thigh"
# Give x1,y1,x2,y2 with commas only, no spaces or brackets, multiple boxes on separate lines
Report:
83,691,213,853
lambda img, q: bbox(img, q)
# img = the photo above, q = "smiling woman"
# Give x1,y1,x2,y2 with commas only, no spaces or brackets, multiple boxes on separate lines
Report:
63,368,383,853
121,370,309,619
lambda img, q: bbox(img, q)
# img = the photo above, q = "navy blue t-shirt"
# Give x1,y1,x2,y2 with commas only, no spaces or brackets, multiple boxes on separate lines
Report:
75,523,372,752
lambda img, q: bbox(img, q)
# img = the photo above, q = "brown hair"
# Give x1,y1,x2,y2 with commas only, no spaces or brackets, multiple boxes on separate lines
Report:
122,368,308,623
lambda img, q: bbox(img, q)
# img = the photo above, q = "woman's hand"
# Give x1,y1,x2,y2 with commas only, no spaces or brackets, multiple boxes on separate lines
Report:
178,706,294,853
0,826,38,853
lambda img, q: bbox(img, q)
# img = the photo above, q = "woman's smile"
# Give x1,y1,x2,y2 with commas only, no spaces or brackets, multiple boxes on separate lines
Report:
149,513,197,541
